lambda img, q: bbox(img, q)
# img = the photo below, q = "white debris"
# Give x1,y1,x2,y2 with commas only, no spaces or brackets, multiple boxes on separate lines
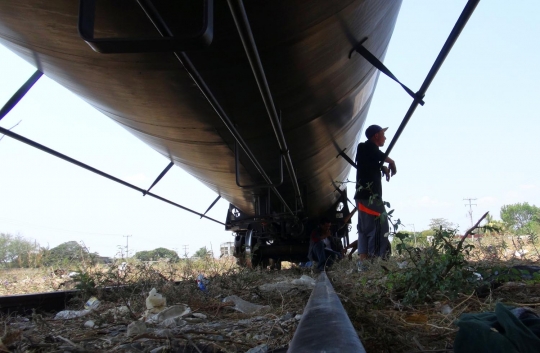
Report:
440,304,453,315
126,321,147,337
84,320,95,328
259,275,316,292
54,309,91,320
192,312,207,319
146,288,167,313
222,295,270,314
145,304,191,325
291,275,316,287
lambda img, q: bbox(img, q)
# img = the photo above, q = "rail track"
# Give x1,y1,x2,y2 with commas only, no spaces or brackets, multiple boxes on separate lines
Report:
0,272,365,353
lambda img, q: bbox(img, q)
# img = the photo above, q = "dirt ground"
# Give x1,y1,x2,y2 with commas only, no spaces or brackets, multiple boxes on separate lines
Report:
0,238,539,352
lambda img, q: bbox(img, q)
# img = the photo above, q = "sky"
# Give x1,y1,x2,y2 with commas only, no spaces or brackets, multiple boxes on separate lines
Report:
1,1,539,258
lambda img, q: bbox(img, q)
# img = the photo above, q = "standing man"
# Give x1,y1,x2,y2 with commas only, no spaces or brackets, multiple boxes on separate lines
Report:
355,125,397,266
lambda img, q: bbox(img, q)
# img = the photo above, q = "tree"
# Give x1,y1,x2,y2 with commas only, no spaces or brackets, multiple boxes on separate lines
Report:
0,233,40,267
500,202,540,234
42,241,95,266
194,246,211,259
428,218,456,230
134,247,179,262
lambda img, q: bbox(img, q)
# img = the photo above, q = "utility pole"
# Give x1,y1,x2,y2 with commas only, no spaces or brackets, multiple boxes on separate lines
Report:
407,224,417,247
123,235,132,258
182,245,189,258
464,198,477,240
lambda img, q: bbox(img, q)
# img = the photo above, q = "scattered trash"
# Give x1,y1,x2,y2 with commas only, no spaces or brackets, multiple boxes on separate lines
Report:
197,274,208,292
222,295,270,314
145,304,191,326
279,312,293,321
127,321,147,337
259,275,316,293
54,309,91,320
105,305,131,320
440,304,453,315
83,320,95,328
84,296,100,310
192,313,207,319
291,275,316,287
146,288,167,313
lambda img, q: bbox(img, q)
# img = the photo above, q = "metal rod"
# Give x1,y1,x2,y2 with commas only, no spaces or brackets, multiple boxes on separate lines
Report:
227,0,304,211
0,70,42,121
336,148,357,169
143,161,174,195
0,126,225,225
136,0,294,216
381,0,480,163
200,195,221,219
235,141,283,188
287,272,366,353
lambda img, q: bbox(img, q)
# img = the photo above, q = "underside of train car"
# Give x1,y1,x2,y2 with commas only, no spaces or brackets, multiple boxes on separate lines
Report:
0,0,407,266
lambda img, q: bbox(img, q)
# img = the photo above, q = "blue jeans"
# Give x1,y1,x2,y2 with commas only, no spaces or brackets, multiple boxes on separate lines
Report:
310,241,333,271
357,198,391,259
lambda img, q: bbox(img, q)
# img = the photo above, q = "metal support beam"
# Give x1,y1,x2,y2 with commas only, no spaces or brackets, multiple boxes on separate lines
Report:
288,272,366,353
143,161,174,196
0,70,42,121
200,195,221,219
349,38,424,105
135,0,295,216
227,0,304,211
336,148,357,169
381,0,480,165
0,126,225,226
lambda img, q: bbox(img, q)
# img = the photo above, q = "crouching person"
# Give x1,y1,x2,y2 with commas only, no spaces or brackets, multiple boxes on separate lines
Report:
308,217,334,273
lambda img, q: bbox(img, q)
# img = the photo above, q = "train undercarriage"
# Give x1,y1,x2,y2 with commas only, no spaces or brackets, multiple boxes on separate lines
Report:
225,189,354,268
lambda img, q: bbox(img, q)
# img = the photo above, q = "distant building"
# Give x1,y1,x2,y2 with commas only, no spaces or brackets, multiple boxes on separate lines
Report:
220,242,234,257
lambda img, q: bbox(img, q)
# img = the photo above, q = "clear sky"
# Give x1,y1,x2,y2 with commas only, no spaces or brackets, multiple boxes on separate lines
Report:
1,1,539,258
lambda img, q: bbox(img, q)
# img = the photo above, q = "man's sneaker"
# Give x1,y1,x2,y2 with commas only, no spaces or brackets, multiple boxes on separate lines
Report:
357,261,368,273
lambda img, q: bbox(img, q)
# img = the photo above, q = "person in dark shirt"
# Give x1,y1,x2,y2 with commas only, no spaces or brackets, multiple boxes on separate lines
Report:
354,125,397,266
308,217,334,273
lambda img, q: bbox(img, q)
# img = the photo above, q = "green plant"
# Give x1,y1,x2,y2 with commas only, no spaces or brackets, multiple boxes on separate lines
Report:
387,212,490,304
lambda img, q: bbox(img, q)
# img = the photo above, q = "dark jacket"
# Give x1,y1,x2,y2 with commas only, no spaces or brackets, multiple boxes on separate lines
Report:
355,139,385,200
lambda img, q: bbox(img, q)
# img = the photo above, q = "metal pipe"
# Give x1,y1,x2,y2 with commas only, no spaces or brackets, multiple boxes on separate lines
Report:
235,141,283,188
0,70,42,121
382,0,480,163
227,0,304,211
136,0,294,216
288,272,366,353
0,126,225,225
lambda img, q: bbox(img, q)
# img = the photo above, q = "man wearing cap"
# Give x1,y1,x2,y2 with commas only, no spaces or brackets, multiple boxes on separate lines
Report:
354,124,396,266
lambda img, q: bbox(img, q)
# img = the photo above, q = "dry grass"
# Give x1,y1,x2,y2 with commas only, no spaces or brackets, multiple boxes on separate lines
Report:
0,234,539,352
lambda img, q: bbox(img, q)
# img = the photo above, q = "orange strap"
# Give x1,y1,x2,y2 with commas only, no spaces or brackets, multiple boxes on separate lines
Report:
357,202,380,216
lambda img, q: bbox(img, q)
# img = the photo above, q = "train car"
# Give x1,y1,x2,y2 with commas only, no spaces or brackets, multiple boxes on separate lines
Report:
0,0,403,266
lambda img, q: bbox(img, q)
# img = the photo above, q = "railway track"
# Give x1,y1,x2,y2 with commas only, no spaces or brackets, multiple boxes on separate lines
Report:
0,272,365,352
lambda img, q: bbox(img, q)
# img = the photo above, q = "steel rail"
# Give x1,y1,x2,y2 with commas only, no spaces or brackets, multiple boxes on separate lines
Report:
288,272,366,352
136,0,294,216
0,126,225,225
381,0,480,163
227,0,304,211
